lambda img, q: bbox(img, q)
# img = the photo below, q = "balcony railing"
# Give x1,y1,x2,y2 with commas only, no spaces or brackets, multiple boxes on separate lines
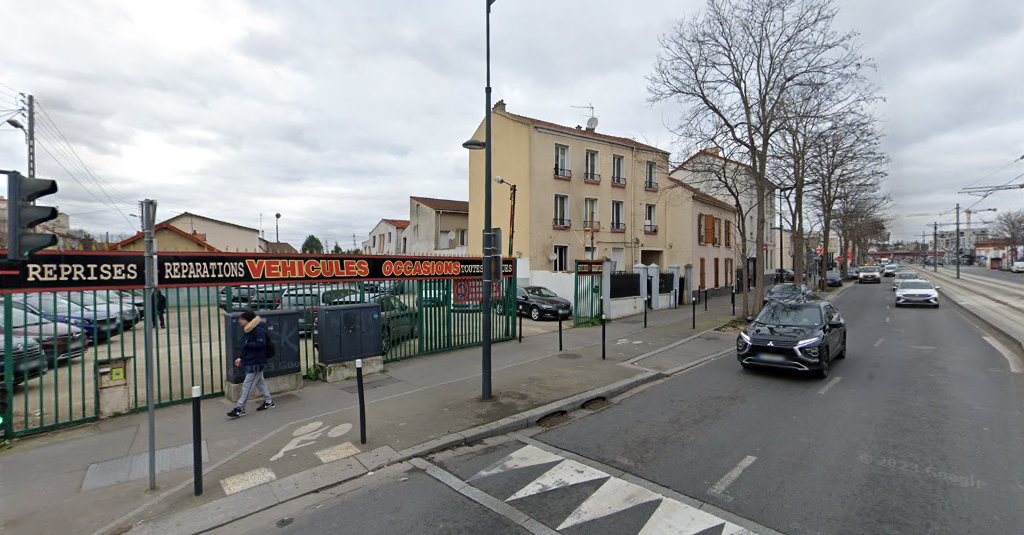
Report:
583,220,600,230
552,218,571,229
584,172,601,183
644,223,658,234
554,167,572,180
610,222,625,232
644,180,658,191
611,176,626,187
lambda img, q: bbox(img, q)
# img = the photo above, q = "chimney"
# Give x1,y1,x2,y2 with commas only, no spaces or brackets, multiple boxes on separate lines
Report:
493,100,506,112
704,147,722,156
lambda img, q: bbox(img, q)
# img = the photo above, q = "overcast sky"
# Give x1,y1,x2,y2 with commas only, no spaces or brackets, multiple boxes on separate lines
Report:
1,0,1022,246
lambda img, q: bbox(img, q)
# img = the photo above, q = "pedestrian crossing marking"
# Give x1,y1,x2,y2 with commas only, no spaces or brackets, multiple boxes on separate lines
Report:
505,459,607,501
637,499,726,535
469,444,563,481
556,477,661,529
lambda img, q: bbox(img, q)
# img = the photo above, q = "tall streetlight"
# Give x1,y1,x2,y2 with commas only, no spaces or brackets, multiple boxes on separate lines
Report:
462,0,497,401
275,213,281,243
495,176,516,257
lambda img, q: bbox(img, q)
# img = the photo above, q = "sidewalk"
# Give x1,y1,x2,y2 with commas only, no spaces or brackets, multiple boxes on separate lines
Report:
0,294,742,535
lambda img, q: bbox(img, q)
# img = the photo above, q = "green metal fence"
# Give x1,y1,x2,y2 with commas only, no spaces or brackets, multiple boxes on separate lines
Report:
573,260,604,326
2,274,517,438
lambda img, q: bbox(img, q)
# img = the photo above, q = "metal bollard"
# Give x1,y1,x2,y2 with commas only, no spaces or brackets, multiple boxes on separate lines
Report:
356,359,366,445
692,293,697,329
518,313,523,343
643,297,648,328
731,287,736,316
558,316,563,351
191,385,203,496
601,314,606,360
704,289,708,311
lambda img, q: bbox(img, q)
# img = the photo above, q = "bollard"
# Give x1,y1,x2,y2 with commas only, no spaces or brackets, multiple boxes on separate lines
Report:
518,313,523,343
601,314,606,360
643,297,648,328
704,289,708,311
558,316,563,351
692,293,696,330
356,359,366,445
731,287,736,316
191,385,203,496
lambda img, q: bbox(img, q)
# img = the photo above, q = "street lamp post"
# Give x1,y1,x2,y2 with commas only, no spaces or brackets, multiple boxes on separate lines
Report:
463,0,497,401
496,176,516,257
275,213,281,243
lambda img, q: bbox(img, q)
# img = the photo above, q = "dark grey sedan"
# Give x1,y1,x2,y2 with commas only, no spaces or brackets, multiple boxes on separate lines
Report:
516,286,572,321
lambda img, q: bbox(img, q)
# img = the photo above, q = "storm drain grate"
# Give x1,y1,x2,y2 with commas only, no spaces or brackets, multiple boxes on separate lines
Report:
537,410,572,428
581,397,610,411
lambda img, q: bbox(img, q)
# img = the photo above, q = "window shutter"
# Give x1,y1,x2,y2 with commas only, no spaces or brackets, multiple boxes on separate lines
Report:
725,220,732,247
698,213,704,244
704,214,714,245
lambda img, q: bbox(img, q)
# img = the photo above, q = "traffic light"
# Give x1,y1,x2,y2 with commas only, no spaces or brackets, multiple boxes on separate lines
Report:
5,170,59,259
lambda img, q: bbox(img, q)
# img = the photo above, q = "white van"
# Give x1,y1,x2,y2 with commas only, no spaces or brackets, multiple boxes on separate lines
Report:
1011,261,1024,273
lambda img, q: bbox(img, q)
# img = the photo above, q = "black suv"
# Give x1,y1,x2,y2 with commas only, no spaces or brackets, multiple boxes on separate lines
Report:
736,300,847,378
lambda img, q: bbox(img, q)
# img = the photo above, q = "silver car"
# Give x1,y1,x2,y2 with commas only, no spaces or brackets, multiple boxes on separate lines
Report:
892,271,922,291
894,280,939,308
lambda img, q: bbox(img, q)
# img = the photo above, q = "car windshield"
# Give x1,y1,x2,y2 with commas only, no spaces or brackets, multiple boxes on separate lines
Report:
860,266,880,273
826,272,840,279
896,272,918,279
755,303,823,327
769,284,801,294
21,295,80,314
283,293,319,307
526,287,557,298
0,308,47,329
899,281,934,290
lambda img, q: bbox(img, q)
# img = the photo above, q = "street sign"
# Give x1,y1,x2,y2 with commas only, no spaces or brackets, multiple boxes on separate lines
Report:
816,246,824,254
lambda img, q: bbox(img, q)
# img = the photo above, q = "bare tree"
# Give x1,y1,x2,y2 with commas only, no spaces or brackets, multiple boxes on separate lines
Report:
993,210,1024,263
650,0,864,311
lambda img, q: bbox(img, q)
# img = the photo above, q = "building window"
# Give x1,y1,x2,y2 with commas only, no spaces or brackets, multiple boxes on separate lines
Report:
554,245,569,272
402,237,407,253
585,150,600,182
611,200,625,232
612,155,625,186
644,204,657,233
585,246,596,260
372,236,377,247
457,229,467,246
584,197,599,229
713,218,722,246
725,220,732,247
644,161,658,190
553,194,570,228
554,144,571,178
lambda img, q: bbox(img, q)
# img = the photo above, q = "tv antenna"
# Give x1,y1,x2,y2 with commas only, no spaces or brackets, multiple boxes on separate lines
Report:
572,103,598,130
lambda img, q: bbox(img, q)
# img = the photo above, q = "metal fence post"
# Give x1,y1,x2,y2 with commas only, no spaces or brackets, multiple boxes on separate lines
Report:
141,199,158,491
692,293,696,330
601,313,606,360
518,313,522,343
356,359,366,445
2,294,12,439
704,289,708,311
191,385,202,496
643,296,648,328
731,286,736,316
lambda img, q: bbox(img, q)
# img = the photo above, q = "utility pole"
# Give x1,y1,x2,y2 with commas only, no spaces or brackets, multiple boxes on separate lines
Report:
141,199,158,491
933,222,938,273
955,203,961,279
26,95,35,178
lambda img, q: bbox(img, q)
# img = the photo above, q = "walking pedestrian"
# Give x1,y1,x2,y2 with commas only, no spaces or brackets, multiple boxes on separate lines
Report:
153,289,167,329
227,311,275,418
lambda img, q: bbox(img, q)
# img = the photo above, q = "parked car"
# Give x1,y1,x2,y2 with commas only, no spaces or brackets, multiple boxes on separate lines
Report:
1011,261,1024,273
516,286,572,321
0,334,47,387
282,286,368,334
858,266,882,283
892,271,921,291
825,271,843,287
14,294,123,342
113,290,146,318
736,300,847,379
62,292,139,330
846,267,859,280
218,286,258,311
763,283,813,304
0,308,88,362
882,264,900,277
776,269,795,282
894,280,939,308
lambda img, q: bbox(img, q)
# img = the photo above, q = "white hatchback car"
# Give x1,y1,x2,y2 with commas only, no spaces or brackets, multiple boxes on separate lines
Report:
894,280,939,307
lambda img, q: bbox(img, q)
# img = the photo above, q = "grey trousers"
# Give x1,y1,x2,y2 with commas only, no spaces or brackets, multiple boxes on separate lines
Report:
237,370,272,409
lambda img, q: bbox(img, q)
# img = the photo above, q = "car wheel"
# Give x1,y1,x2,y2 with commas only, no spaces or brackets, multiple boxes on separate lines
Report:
381,327,392,354
816,350,830,379
530,306,541,321
836,336,847,359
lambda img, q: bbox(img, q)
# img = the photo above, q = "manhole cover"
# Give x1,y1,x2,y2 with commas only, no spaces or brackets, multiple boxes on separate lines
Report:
581,397,609,410
558,353,583,360
537,410,572,428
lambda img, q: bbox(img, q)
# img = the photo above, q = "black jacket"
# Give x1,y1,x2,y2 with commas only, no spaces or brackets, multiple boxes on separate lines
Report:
153,290,167,313
239,317,268,373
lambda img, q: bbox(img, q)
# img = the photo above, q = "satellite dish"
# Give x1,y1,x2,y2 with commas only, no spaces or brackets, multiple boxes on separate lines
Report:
586,116,599,130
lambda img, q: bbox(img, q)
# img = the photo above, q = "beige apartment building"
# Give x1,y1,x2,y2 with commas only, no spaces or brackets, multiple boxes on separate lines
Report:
663,179,740,290
404,197,469,255
467,102,672,281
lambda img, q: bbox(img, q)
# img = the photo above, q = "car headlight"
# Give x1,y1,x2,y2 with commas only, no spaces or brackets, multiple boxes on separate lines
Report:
801,345,820,358
739,331,751,343
796,337,821,348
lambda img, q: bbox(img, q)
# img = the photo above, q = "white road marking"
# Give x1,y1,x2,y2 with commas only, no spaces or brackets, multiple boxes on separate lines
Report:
983,336,1024,373
327,423,353,438
637,498,728,535
817,376,842,395
885,316,891,323
707,455,757,501
557,477,661,530
314,441,361,464
219,467,276,495
469,444,562,481
874,337,885,347
505,459,607,501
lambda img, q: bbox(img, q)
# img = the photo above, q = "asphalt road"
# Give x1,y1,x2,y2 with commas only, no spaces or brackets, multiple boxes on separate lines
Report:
538,283,1024,534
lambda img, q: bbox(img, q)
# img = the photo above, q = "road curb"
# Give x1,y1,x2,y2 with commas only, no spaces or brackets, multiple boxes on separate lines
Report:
922,271,1024,356
121,371,665,535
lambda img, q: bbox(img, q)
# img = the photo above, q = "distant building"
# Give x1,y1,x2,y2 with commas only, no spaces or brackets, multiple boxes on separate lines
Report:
404,196,469,256
937,227,990,256
361,219,409,255
161,212,263,252
0,196,72,250
111,223,220,252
